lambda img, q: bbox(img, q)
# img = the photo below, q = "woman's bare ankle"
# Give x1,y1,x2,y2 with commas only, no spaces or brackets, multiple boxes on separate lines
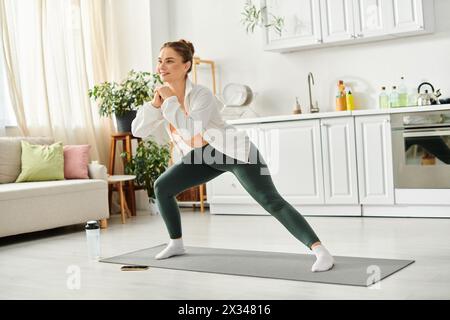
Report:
310,241,322,250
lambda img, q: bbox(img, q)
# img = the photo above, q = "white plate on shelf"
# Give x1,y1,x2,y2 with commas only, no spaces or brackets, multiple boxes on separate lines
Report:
223,83,253,106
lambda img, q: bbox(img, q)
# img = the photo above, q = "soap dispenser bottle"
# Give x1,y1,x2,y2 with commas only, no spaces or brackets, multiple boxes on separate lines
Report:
346,88,355,110
292,97,302,114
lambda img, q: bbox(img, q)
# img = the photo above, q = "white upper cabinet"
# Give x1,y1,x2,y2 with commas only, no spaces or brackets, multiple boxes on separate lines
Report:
262,0,322,52
353,0,390,38
262,0,434,52
387,0,427,34
320,0,355,43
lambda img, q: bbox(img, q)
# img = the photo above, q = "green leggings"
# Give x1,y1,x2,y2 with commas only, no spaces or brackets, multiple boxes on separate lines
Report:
154,142,321,249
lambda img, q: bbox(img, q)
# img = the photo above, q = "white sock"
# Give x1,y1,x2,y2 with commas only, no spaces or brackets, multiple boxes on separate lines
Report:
155,238,186,260
311,245,334,272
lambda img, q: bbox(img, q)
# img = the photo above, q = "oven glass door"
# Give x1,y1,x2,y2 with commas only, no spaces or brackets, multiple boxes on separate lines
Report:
393,127,450,188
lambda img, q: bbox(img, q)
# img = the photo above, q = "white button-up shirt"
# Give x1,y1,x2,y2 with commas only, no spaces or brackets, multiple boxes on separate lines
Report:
131,78,251,163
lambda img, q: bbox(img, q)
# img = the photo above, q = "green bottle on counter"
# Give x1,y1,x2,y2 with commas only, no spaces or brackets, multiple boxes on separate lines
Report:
398,76,408,107
379,86,389,109
390,86,400,108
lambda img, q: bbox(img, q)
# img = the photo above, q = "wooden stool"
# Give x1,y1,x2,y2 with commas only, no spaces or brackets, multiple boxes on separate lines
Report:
108,175,136,224
108,132,142,216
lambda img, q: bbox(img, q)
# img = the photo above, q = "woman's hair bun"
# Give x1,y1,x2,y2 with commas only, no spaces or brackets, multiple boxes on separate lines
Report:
179,39,195,55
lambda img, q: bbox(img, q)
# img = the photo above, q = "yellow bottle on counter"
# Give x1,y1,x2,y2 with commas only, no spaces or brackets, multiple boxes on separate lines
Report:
346,90,355,110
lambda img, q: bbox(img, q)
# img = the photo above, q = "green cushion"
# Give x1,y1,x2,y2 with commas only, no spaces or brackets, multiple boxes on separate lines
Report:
15,141,65,182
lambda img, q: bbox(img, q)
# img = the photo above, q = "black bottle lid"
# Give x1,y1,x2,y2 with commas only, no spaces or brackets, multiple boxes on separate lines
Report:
85,221,100,230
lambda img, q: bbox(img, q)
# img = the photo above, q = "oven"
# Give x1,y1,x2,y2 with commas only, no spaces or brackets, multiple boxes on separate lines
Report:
391,110,450,189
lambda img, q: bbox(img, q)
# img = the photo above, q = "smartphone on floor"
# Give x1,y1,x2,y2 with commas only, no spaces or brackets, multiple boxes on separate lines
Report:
120,265,149,271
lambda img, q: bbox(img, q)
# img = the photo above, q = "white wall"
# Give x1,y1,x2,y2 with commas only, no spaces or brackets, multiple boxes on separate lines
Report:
108,0,153,80
167,0,450,115
149,0,170,72
108,0,170,79
110,0,450,116
108,0,170,145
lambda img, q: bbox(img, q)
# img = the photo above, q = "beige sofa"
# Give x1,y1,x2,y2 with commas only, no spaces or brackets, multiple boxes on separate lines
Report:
0,137,109,237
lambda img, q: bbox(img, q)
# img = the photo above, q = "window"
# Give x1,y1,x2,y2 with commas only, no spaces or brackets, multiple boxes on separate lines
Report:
0,46,17,127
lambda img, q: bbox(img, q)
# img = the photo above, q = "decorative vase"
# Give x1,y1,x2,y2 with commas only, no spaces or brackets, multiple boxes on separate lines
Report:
115,110,137,133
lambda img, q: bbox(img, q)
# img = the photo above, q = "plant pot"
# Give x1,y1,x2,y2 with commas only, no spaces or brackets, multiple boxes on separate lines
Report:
148,197,160,215
115,110,137,133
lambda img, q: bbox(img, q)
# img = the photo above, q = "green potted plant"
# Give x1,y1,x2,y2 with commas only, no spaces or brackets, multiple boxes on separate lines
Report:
241,0,285,37
88,70,163,133
120,138,171,214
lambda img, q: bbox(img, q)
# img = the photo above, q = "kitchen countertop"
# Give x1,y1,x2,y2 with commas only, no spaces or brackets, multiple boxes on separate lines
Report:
226,104,450,125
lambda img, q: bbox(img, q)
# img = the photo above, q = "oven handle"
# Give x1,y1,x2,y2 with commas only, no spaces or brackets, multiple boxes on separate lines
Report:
403,130,450,138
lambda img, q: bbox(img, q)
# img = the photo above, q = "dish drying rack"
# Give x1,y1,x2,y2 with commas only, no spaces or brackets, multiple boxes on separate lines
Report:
192,57,260,120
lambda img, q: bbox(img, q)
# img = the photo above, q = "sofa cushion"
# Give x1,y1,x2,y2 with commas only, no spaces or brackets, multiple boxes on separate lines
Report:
0,137,54,184
0,179,107,201
15,141,64,183
63,145,91,179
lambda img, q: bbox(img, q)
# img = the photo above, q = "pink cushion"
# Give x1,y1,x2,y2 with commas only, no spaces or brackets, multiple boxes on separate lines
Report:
63,145,91,179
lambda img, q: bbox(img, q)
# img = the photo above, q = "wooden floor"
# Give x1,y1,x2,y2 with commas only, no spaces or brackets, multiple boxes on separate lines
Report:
1,209,450,300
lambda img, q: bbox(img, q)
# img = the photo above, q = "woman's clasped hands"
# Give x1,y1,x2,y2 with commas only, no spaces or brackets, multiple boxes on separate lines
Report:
152,84,176,108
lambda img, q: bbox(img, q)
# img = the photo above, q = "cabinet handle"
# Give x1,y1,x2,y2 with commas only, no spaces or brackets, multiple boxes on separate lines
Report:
357,33,364,38
351,34,357,39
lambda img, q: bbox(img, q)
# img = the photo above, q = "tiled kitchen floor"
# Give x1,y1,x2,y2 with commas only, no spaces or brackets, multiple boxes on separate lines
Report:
1,209,449,299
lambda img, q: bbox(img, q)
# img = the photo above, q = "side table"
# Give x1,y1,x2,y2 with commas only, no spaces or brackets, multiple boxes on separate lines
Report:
108,132,142,216
108,175,136,224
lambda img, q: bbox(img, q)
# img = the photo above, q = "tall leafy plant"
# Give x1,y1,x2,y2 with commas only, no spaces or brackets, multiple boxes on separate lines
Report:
88,70,163,117
121,139,171,200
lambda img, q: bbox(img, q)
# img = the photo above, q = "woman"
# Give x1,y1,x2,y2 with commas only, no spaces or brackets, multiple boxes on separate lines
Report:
131,39,334,272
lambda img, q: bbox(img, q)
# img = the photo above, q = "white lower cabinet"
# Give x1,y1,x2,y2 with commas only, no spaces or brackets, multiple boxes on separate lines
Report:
207,120,325,210
320,117,359,204
207,111,449,218
205,124,258,206
207,118,361,215
354,114,395,205
206,171,253,204
258,120,325,205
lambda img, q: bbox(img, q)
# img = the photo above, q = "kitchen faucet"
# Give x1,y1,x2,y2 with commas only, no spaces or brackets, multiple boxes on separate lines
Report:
308,72,319,113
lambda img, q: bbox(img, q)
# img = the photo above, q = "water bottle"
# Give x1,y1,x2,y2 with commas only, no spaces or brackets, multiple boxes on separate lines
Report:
85,221,100,260
398,76,408,107
379,86,389,109
390,86,400,108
